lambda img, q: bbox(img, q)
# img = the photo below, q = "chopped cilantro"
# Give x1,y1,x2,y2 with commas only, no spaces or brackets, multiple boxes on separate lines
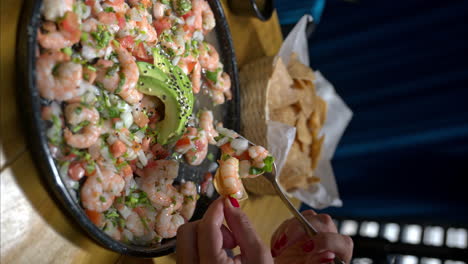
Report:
207,152,214,161
81,32,89,42
74,106,82,115
71,120,90,133
249,166,264,175
104,6,114,12
91,25,112,50
106,63,120,76
115,73,126,93
61,47,72,56
206,68,221,83
173,0,192,15
86,65,96,72
263,155,274,173
221,153,231,161
99,196,106,202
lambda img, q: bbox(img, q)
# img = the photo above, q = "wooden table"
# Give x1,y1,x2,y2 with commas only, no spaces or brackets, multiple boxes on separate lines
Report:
0,1,298,263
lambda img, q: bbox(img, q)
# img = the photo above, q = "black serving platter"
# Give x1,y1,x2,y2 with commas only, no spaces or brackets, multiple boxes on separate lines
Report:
16,0,240,257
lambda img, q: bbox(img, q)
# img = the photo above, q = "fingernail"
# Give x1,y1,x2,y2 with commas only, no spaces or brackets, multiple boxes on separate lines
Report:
228,196,239,208
301,240,315,252
319,251,336,263
271,248,277,258
274,233,287,249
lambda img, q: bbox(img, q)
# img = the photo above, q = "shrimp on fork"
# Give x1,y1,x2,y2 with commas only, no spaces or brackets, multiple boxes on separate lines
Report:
214,157,245,200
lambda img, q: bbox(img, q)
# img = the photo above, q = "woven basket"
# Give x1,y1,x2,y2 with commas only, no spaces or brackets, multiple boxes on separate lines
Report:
239,56,277,195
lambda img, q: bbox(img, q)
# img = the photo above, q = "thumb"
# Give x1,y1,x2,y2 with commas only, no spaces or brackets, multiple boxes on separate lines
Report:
223,197,272,263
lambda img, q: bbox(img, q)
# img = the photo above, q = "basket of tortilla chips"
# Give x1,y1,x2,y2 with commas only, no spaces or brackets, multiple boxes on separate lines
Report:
239,53,326,195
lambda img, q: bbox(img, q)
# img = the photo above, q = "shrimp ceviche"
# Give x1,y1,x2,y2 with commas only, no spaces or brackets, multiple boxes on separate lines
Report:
36,0,273,246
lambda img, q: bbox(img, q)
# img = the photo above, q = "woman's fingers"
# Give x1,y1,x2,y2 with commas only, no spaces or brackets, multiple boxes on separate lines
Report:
221,224,237,249
176,221,200,264
223,197,273,264
305,232,354,263
197,197,227,262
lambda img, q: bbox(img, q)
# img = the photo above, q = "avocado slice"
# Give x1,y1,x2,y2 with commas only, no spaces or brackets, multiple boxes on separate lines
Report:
136,49,194,145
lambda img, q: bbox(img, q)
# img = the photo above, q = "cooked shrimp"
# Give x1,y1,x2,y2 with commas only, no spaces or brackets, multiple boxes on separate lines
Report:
63,103,101,149
248,145,269,168
180,181,197,220
191,61,201,94
144,160,179,182
95,59,120,92
102,0,129,14
198,42,219,71
113,43,143,104
38,11,81,50
81,166,125,212
199,110,218,144
41,0,73,21
160,27,186,56
126,207,156,238
216,156,243,199
200,0,215,34
155,208,185,238
36,52,84,101
140,176,172,208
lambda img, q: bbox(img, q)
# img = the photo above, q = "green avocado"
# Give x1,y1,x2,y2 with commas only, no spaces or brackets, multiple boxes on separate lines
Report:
136,49,194,145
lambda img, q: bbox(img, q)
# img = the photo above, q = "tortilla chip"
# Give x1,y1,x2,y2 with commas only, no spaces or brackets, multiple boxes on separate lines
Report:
315,96,328,127
296,113,312,146
293,80,316,117
269,105,299,126
310,135,325,169
308,110,321,133
287,53,316,84
266,58,299,110
279,163,308,191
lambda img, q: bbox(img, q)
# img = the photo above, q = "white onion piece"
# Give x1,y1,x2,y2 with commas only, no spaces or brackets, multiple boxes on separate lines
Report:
118,206,132,219
114,121,124,130
121,111,133,128
107,134,118,145
122,229,134,241
231,138,249,155
134,131,145,143
118,132,133,147
217,127,239,139
137,150,147,166
215,136,229,147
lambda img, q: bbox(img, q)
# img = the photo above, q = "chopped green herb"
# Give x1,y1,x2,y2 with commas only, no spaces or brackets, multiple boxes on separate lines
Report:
221,153,231,161
86,65,96,72
99,196,106,202
262,155,274,173
207,153,214,161
61,47,73,56
85,161,95,174
214,135,224,142
249,166,264,175
173,0,192,15
91,25,113,50
81,32,89,42
71,120,90,133
161,0,170,4
205,68,221,83
115,73,126,93
104,6,115,12
74,106,82,115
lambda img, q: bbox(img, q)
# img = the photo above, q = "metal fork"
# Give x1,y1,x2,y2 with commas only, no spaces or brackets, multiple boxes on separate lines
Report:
263,162,346,264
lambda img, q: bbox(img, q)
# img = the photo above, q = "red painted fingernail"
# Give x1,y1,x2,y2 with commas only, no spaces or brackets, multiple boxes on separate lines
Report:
301,240,315,252
278,233,287,247
271,248,277,258
228,197,239,208
320,258,335,264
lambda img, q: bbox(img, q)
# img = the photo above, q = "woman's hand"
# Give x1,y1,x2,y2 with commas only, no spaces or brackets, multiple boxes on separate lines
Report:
176,197,273,264
270,210,353,263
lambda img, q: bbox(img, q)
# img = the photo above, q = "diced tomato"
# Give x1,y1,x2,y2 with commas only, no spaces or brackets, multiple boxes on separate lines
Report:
145,160,158,169
68,162,85,181
60,11,80,34
186,61,197,73
182,11,193,20
116,13,126,29
86,210,103,226
132,42,153,63
175,137,191,148
111,140,127,158
63,153,77,161
118,36,134,51
235,150,251,161
153,17,172,35
220,143,235,156
111,117,121,124
85,0,95,7
129,159,137,172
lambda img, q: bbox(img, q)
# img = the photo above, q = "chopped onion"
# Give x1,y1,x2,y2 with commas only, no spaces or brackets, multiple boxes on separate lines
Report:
114,121,124,130
122,229,134,241
215,136,229,147
217,127,239,139
107,134,118,145
118,205,132,219
134,130,145,143
186,15,195,26
118,132,133,146
121,112,133,129
129,7,142,21
172,56,181,66
125,148,137,161
146,152,153,160
100,146,113,163
193,30,204,41
231,138,249,155
137,149,148,166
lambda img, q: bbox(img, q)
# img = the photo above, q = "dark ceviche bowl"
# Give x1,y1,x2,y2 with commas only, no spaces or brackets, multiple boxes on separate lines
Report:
16,0,239,257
